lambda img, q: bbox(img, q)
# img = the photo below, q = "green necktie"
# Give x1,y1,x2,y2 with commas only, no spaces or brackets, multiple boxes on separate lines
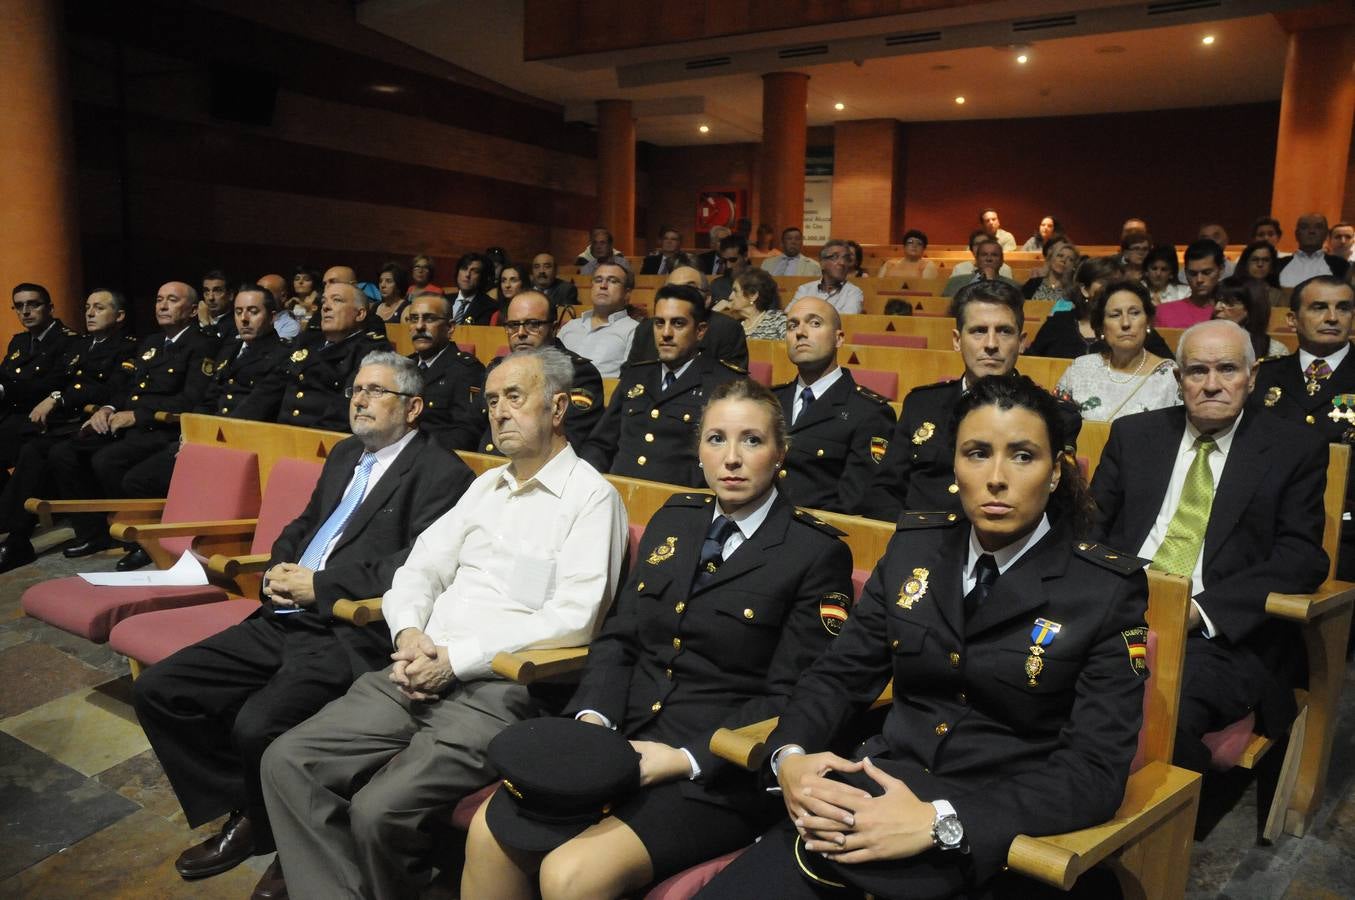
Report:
1151,436,1217,577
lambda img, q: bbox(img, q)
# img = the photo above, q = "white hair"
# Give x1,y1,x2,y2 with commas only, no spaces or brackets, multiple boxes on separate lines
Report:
1175,319,1256,369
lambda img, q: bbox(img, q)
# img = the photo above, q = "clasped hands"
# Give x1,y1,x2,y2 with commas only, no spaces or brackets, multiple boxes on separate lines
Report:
263,563,317,607
577,713,693,786
390,627,455,701
81,407,136,435
778,751,936,864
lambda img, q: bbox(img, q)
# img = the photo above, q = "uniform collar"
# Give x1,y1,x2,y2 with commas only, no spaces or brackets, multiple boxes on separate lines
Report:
715,487,778,541
967,513,1051,578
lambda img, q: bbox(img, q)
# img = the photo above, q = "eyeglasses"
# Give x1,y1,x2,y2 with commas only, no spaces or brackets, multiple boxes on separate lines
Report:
406,314,448,325
592,276,625,287
1212,297,1244,308
503,319,550,334
12,301,46,311
345,384,414,399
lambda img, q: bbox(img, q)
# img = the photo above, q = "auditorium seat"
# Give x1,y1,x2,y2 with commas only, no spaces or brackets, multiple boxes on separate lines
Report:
846,366,899,400
21,444,261,644
106,457,325,671
849,332,927,349
746,360,772,386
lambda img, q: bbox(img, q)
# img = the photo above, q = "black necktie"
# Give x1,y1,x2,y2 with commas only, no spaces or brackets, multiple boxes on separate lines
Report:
418,358,429,371
796,386,815,423
662,370,677,392
963,554,998,621
693,516,739,590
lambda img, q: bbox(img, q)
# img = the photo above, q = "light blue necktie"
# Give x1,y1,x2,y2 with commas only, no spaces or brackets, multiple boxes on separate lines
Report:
299,452,377,570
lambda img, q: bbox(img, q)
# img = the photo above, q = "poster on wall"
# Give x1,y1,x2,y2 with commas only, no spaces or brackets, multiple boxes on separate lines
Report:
803,176,832,244
696,188,747,235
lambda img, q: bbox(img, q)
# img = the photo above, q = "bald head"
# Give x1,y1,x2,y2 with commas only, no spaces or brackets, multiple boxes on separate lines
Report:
156,281,198,332
258,274,287,306
505,291,555,351
323,265,357,286
785,295,843,376
667,266,706,291
1175,318,1255,434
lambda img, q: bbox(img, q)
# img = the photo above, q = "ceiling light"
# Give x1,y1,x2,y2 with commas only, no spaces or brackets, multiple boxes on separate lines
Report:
955,96,966,105
1016,53,1029,64
370,84,402,94
1201,34,1215,45
834,102,845,111
698,124,710,133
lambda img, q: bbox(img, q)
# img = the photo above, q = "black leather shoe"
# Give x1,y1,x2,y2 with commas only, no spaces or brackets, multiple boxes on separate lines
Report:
116,547,152,571
175,812,255,879
0,541,36,574
62,537,113,559
251,857,287,900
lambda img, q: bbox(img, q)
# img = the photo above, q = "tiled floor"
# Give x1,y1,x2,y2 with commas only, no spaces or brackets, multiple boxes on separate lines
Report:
2,535,1355,898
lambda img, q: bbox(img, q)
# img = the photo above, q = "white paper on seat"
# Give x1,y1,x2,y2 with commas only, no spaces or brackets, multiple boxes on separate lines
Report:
78,551,209,587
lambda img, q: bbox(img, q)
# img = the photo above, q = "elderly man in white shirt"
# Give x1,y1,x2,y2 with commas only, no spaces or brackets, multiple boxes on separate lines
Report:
790,238,864,315
557,262,640,377
261,347,628,900
1278,213,1353,287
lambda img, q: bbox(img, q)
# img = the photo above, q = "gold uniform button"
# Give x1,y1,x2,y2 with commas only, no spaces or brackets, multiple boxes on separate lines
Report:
651,701,662,712
675,601,685,613
1306,415,1316,424
226,394,233,400
644,433,654,442
815,448,824,457
637,456,647,465
890,639,900,649
672,637,682,650
935,722,949,736
650,409,660,419
778,469,787,478
946,513,957,521
292,409,300,417
947,483,959,494
949,652,960,668
486,443,494,451
138,381,147,388
130,394,139,401
1077,542,1090,550
75,369,82,375
682,413,691,422
664,668,673,679
743,608,754,620
637,581,645,591
167,368,174,374
73,383,81,389
220,407,228,413
957,691,968,704
296,391,305,398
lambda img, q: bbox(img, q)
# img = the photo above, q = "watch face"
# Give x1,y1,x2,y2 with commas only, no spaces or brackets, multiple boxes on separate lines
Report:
936,816,964,846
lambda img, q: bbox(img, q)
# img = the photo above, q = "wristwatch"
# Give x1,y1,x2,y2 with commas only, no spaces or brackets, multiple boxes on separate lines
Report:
49,390,62,405
931,799,964,851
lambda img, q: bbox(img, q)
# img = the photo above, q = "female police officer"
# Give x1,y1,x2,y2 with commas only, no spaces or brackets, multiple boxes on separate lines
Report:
699,374,1149,899
462,378,855,899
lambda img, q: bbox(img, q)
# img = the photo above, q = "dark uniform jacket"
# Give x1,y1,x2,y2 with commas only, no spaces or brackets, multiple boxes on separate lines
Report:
580,353,745,487
411,346,485,451
626,311,749,369
477,340,604,453
862,378,1082,522
774,369,896,515
201,331,291,418
1090,406,1327,733
769,516,1148,889
112,327,222,427
200,314,237,342
23,331,139,436
261,431,474,675
0,319,79,413
565,491,853,806
449,291,496,326
236,328,390,431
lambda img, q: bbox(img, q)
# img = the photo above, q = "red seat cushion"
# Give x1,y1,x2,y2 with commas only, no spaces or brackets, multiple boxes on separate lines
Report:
1204,713,1258,770
108,598,259,666
644,848,747,899
22,577,229,643
747,361,773,386
450,783,498,830
850,569,870,603
628,522,645,573
847,367,899,400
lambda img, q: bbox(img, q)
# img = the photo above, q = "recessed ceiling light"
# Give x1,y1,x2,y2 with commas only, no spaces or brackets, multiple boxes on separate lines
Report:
698,124,710,133
370,84,402,94
1202,34,1215,45
1016,53,1029,64
955,96,966,105
834,102,845,111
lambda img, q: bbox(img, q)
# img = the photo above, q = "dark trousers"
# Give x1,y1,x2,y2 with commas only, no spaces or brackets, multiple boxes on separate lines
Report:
0,431,68,544
131,611,360,850
48,428,176,541
122,441,178,498
1173,634,1276,773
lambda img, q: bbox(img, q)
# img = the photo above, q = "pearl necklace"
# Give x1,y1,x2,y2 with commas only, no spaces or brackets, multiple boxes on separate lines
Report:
1106,349,1147,384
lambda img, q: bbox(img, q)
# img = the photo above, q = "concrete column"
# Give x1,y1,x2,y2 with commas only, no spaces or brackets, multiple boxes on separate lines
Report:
1270,25,1355,245
596,100,636,256
832,119,905,246
0,0,82,343
758,72,810,236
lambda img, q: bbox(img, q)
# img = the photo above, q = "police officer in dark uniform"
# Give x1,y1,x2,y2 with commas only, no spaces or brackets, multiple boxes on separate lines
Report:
701,375,1147,900
775,296,895,515
0,282,78,431
477,291,603,454
861,281,1081,522
48,281,222,562
580,284,744,487
0,289,139,572
401,292,484,451
1253,274,1355,579
119,285,292,504
198,269,238,341
235,281,390,431
463,378,854,898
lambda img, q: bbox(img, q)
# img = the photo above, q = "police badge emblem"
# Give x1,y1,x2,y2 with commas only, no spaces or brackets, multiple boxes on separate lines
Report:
897,567,929,609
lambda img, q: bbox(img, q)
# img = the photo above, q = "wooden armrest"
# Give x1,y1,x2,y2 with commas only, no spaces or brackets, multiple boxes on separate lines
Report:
153,411,181,425
491,647,589,684
332,598,383,626
24,497,167,515
710,717,779,770
1007,761,1201,889
207,553,272,578
1267,580,1355,622
111,518,258,542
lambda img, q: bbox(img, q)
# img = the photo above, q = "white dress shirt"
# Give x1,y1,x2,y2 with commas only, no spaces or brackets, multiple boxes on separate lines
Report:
962,514,1052,593
791,279,864,315
1298,342,1350,376
1279,250,1336,288
762,254,822,278
792,367,844,423
558,309,640,378
949,260,1015,280
381,445,627,680
1136,412,1245,636
311,429,418,570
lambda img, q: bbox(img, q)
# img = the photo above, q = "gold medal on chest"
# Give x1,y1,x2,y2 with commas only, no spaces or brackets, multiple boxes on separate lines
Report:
897,567,929,609
647,536,677,565
911,422,935,445
291,349,309,363
1263,386,1281,407
627,383,645,399
141,347,156,361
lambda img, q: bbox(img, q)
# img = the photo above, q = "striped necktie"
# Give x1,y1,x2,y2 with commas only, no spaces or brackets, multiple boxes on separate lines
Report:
299,452,378,570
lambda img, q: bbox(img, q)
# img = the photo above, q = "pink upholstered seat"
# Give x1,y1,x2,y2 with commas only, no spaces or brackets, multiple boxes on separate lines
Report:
450,783,498,830
851,568,870,602
457,341,476,355
747,360,773,386
628,522,645,573
106,458,325,663
1203,713,1258,770
851,333,927,349
846,367,899,401
22,444,260,642
645,848,747,899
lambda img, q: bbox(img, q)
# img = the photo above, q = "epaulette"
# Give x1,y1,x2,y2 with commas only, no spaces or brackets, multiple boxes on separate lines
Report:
1071,541,1145,576
896,510,961,531
1257,355,1287,368
719,359,748,374
625,358,661,368
366,330,387,341
855,383,889,404
62,327,78,336
792,508,846,537
773,380,797,391
664,492,714,508
909,379,959,393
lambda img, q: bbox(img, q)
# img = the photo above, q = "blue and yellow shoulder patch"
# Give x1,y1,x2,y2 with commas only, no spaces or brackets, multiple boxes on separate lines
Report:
896,510,961,531
1072,541,1144,575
